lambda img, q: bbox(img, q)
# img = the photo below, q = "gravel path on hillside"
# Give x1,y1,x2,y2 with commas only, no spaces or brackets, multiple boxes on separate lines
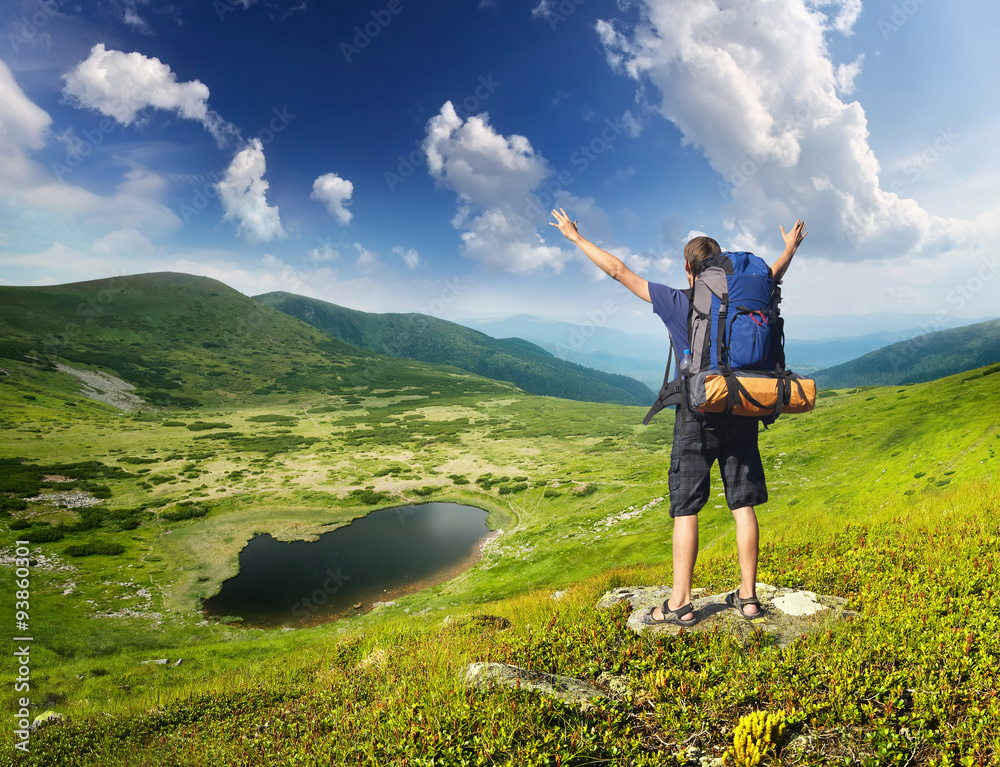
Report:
55,362,147,411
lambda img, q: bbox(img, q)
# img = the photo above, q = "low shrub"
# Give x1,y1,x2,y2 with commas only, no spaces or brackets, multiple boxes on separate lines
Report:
186,422,233,432
246,414,299,423
160,503,210,522
20,524,65,543
64,542,126,557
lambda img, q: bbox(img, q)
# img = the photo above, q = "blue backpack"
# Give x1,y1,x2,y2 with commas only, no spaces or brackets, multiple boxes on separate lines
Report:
644,251,815,425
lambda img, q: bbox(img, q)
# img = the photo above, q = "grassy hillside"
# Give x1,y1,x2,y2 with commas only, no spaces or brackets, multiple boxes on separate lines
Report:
255,291,653,406
0,273,518,409
813,316,1000,388
1,285,999,763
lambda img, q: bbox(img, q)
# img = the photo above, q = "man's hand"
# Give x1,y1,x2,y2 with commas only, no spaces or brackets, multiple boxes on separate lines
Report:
772,219,807,282
550,208,582,244
780,219,807,253
548,208,651,303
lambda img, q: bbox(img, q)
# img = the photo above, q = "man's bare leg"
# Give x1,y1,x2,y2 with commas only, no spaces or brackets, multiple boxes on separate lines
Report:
731,505,759,615
651,514,698,621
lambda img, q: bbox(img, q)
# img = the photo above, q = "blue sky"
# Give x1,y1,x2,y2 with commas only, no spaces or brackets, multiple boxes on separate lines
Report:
1,0,998,339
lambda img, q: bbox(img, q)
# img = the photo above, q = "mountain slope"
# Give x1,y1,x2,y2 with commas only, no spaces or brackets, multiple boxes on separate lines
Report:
813,317,1000,388
254,292,654,406
0,273,516,408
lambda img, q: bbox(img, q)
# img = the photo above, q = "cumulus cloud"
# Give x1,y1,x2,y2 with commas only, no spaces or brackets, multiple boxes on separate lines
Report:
311,172,354,225
215,138,285,243
354,243,380,273
0,59,52,154
91,228,157,258
392,245,421,270
62,44,240,146
115,0,154,33
596,0,965,263
422,101,573,274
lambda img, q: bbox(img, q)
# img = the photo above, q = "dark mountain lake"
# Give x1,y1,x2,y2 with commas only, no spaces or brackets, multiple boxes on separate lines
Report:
202,502,491,627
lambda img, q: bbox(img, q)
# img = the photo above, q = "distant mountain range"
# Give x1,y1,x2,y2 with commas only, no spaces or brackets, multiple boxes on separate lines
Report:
3,274,994,402
813,317,1000,388
255,293,653,406
461,313,998,388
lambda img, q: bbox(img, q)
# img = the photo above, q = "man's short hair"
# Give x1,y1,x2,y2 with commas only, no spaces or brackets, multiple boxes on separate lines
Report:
683,236,721,275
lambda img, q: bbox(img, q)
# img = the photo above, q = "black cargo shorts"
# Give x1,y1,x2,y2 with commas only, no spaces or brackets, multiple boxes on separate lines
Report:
668,408,768,518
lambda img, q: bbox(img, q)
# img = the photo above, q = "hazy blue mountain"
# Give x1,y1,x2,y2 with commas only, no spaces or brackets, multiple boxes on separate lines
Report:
462,312,997,385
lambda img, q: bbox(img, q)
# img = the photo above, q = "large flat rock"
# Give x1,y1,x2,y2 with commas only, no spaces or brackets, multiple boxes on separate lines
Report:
601,583,855,647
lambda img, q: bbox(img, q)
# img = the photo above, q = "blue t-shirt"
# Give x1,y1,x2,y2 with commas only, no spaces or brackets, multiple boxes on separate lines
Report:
648,282,690,379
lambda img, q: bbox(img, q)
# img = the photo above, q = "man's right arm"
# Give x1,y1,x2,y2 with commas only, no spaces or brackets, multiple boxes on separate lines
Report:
550,208,651,303
771,219,807,282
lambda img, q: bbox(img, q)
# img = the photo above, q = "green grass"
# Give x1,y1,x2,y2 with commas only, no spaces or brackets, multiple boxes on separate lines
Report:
7,477,999,765
0,292,998,763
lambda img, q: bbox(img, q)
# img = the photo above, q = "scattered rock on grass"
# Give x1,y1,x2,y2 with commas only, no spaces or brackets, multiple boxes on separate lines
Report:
463,662,609,709
30,710,64,732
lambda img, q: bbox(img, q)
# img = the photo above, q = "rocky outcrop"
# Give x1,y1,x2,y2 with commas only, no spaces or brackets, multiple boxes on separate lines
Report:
605,583,856,646
54,362,146,411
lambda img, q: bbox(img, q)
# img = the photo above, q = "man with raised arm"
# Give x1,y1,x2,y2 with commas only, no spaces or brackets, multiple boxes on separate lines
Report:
550,209,806,625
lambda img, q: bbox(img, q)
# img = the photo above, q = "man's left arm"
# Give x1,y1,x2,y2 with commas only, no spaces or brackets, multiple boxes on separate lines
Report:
770,219,807,282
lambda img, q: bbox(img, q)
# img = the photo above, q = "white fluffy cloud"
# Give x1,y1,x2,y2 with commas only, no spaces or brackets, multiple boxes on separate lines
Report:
422,101,573,274
354,243,380,273
0,59,51,154
91,228,157,258
596,0,966,263
392,245,421,270
0,62,181,240
62,44,239,146
215,138,285,243
311,172,354,225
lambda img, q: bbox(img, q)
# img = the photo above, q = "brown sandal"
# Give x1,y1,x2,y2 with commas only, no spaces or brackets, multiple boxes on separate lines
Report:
641,601,698,626
725,590,763,619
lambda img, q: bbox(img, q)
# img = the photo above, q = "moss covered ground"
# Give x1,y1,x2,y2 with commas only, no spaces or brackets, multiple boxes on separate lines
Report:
1,355,998,765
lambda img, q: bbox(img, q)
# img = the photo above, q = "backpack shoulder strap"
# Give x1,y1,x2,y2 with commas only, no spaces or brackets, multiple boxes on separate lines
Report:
644,290,694,425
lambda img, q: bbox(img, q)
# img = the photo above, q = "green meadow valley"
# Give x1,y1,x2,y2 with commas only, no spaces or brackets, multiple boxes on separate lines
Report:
1,274,998,765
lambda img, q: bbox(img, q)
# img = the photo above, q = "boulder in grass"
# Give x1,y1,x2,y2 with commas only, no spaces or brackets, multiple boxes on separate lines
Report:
463,662,609,709
603,583,856,647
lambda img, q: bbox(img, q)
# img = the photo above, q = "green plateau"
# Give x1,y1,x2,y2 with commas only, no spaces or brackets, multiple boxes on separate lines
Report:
0,273,998,765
